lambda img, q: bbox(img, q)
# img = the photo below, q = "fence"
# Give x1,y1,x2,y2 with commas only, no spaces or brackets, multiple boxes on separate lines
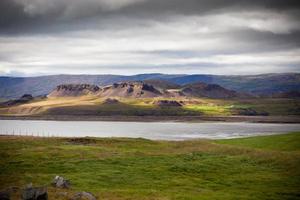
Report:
0,129,61,137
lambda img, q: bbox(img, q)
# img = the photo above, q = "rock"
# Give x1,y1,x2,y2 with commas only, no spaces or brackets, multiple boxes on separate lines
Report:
0,186,20,200
52,176,70,188
0,190,10,200
21,184,48,200
70,192,96,200
154,100,182,107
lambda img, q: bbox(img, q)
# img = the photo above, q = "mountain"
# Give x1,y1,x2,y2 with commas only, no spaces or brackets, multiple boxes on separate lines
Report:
165,73,300,95
181,82,239,98
46,81,242,99
0,73,299,99
143,79,180,90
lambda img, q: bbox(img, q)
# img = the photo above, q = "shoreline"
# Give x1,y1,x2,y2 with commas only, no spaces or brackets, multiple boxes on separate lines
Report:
0,115,300,123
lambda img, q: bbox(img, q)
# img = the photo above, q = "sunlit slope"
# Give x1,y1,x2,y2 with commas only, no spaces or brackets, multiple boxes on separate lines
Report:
0,96,299,116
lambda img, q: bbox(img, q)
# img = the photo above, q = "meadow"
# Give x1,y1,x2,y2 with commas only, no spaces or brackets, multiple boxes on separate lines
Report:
0,132,300,199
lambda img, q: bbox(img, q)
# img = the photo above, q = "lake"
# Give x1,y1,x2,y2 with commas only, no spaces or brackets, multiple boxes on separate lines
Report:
0,120,300,140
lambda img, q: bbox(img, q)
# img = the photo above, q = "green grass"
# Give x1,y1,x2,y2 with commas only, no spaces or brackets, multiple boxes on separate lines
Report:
231,99,300,116
184,104,231,116
1,132,300,199
216,132,300,151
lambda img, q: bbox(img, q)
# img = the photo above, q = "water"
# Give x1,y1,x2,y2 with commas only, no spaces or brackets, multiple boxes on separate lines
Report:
0,120,299,140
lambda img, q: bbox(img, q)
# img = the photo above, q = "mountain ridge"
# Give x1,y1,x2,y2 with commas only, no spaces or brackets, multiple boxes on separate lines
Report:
0,73,299,99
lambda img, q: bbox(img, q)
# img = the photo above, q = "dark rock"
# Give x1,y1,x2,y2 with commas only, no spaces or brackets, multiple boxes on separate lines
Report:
141,84,157,93
21,184,48,200
0,186,20,200
52,176,70,188
70,192,96,200
48,84,100,97
154,100,182,107
102,98,119,105
56,84,100,92
0,190,10,200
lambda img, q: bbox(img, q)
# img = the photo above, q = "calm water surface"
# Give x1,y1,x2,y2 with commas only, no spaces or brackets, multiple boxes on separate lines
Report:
0,120,299,140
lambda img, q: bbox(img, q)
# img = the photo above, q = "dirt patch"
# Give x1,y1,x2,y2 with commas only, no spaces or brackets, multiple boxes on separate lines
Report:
67,138,97,145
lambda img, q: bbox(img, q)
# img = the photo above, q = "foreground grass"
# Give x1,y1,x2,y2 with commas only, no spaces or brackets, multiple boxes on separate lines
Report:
0,133,300,199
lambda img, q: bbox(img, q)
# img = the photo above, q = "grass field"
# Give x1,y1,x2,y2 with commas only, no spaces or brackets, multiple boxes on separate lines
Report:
1,132,300,199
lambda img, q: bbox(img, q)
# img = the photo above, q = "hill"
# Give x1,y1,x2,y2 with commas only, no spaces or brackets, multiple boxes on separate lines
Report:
181,82,239,98
0,73,299,99
99,82,162,98
46,81,242,99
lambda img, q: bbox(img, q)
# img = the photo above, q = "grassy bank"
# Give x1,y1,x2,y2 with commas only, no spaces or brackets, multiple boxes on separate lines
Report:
0,133,300,199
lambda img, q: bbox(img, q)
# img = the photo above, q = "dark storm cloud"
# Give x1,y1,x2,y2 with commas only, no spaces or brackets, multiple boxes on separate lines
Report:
0,0,300,75
1,0,300,34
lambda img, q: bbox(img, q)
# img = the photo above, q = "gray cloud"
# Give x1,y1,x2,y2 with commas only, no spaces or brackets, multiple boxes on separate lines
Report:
0,0,300,75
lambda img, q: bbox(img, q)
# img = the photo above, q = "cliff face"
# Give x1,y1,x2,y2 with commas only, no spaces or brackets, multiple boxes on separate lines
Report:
46,80,248,99
99,82,162,98
48,84,100,97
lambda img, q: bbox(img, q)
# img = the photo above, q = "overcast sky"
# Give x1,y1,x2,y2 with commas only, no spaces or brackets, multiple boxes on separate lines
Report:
0,0,300,76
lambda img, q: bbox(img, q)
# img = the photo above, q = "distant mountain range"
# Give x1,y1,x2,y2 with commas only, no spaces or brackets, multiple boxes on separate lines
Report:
0,73,299,99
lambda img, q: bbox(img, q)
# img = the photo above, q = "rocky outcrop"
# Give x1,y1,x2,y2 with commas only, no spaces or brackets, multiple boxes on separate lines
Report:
0,190,10,200
21,184,48,200
99,82,162,98
154,100,182,107
48,84,100,97
52,176,70,188
43,81,245,99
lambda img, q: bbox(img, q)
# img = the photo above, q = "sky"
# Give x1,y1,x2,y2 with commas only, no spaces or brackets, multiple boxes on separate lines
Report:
0,0,300,76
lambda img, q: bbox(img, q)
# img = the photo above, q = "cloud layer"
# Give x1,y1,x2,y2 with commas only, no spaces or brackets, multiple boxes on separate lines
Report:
0,0,300,76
